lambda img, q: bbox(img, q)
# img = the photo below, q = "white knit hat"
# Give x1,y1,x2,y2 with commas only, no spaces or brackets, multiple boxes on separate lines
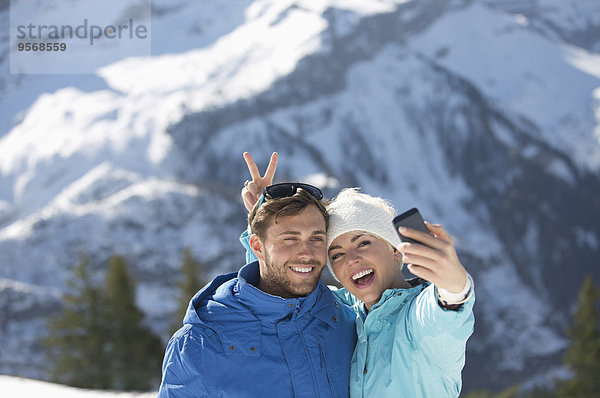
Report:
326,188,402,280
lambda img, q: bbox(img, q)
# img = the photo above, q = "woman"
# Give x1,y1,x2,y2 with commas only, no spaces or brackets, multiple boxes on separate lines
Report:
241,152,475,398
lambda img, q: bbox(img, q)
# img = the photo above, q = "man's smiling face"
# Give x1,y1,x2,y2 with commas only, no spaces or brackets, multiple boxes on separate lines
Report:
254,204,327,298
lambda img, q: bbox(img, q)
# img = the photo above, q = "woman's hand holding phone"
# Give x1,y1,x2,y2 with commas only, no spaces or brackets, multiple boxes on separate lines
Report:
394,209,468,294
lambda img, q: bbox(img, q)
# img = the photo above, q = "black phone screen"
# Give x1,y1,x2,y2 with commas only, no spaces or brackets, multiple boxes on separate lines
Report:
392,208,429,244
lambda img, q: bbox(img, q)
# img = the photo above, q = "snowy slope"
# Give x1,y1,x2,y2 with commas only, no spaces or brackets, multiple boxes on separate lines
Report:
484,0,600,52
411,3,600,171
0,375,155,398
1,0,599,392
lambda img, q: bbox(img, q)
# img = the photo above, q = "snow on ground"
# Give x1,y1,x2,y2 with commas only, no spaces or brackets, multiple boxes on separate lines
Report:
0,375,155,398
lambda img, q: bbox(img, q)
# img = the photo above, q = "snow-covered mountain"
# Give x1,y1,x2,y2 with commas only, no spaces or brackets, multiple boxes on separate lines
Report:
1,0,599,393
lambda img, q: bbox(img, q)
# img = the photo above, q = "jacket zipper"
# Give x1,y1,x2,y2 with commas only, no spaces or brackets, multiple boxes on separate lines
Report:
362,328,368,398
319,342,334,397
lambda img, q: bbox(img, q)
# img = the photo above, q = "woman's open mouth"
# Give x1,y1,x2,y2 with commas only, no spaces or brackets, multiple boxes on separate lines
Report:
351,268,375,288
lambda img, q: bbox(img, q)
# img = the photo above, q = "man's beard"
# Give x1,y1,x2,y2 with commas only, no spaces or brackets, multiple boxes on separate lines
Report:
260,252,324,298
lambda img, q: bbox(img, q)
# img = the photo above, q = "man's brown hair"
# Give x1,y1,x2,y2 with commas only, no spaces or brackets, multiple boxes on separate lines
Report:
248,189,329,241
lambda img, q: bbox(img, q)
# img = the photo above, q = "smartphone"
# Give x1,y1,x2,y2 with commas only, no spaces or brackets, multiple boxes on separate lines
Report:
392,208,429,244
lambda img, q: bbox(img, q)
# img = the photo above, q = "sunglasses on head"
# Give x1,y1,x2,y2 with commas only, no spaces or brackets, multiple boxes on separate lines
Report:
257,182,323,208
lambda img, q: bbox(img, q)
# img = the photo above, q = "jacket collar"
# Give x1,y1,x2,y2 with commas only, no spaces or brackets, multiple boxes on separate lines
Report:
359,277,429,319
235,261,338,328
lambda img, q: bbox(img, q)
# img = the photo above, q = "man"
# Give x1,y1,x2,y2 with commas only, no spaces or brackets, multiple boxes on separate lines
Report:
158,176,357,397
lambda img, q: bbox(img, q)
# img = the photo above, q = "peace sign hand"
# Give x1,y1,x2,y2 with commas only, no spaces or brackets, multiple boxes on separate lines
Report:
241,152,278,212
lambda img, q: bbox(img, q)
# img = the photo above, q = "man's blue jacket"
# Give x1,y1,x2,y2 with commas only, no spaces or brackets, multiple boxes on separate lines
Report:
158,261,357,398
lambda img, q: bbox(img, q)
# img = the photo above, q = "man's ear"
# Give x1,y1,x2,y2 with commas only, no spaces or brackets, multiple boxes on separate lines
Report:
249,234,266,261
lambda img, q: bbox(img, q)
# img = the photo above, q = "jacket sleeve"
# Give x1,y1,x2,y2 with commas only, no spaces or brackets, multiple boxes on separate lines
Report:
240,229,258,264
158,331,211,398
407,283,475,374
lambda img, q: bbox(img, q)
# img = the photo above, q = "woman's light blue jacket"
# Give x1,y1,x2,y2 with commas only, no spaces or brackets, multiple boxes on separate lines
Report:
332,281,475,398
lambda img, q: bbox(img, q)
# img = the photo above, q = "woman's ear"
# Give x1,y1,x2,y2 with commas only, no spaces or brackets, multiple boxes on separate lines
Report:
249,234,266,261
392,248,403,262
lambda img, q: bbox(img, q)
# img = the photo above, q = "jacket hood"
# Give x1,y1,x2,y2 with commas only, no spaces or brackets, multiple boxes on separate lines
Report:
182,264,262,357
182,270,241,326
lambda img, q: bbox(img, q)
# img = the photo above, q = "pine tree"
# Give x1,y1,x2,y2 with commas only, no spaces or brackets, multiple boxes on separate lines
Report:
172,248,206,333
43,254,163,390
555,274,600,397
103,255,163,391
42,254,111,389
